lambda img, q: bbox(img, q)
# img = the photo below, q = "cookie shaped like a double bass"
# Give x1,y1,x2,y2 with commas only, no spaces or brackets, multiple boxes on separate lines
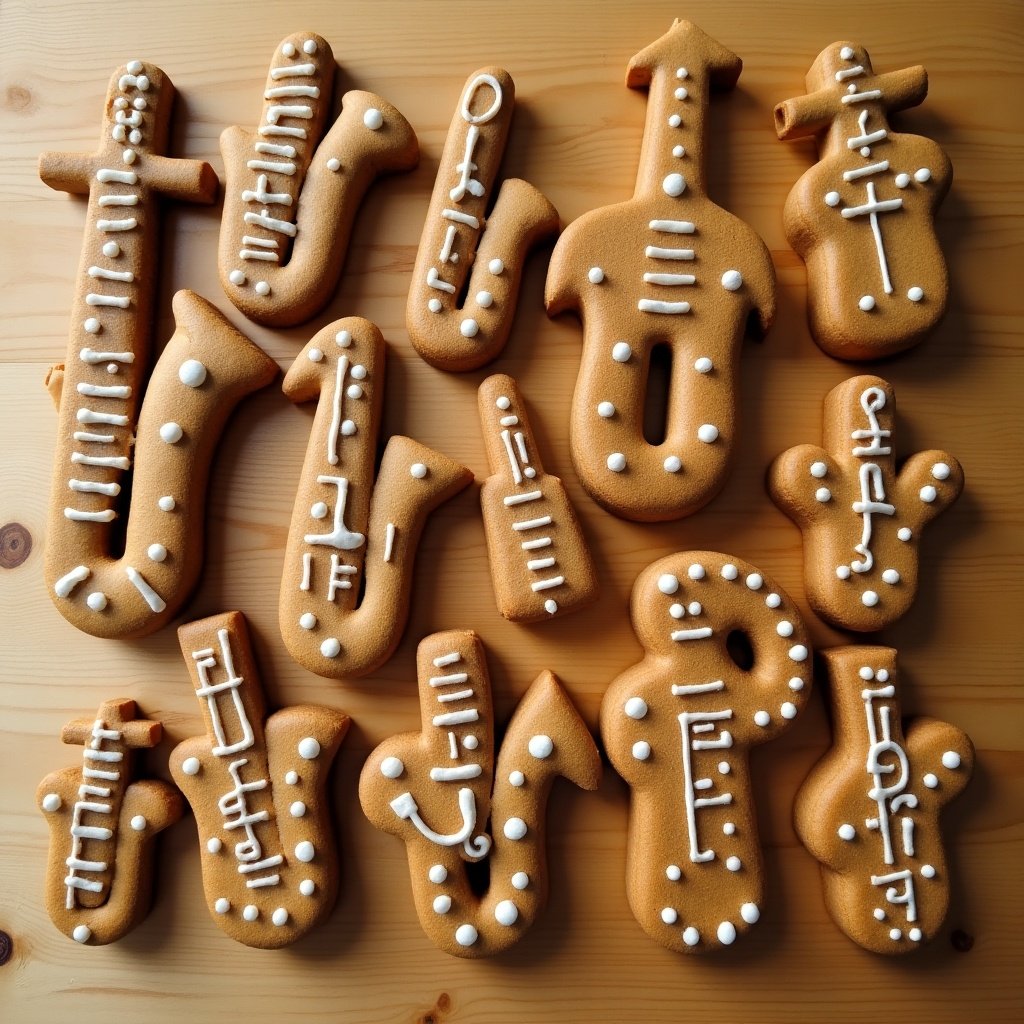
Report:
601,552,812,952
219,31,418,326
41,60,278,638
546,21,776,522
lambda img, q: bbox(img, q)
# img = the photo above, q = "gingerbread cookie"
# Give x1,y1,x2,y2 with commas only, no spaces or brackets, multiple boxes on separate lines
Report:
600,552,812,952
38,699,182,945
40,60,277,639
219,31,418,327
280,319,473,679
171,612,350,949
359,630,601,958
768,375,963,632
546,21,776,522
776,43,952,359
477,374,597,621
796,647,973,953
407,68,559,371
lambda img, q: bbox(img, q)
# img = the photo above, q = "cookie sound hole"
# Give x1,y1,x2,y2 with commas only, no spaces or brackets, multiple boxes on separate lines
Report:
642,342,673,445
726,629,755,671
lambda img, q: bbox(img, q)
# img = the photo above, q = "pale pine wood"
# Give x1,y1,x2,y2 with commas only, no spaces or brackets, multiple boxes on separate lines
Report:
1,0,1022,1020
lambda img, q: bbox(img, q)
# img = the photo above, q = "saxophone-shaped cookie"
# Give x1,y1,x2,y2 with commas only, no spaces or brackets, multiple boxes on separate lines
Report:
546,21,776,522
796,647,973,953
776,43,952,359
477,374,598,621
359,630,601,957
600,552,812,952
41,61,278,639
37,698,182,945
219,31,419,326
768,375,963,631
407,68,559,371
280,319,473,678
170,612,350,948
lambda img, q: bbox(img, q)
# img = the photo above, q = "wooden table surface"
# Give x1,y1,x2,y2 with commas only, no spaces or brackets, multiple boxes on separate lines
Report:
1,0,1021,1020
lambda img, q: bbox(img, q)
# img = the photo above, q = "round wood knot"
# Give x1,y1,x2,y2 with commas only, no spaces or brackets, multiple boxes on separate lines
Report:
950,928,974,953
0,930,12,966
0,523,32,569
417,994,450,1024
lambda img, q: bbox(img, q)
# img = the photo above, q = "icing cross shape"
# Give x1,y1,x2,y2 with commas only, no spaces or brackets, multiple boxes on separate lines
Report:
795,647,973,953
769,375,964,631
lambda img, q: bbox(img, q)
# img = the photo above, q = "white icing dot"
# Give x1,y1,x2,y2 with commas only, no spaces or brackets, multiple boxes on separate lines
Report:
335,330,352,348
254,281,270,296
766,593,782,609
658,573,679,595
429,864,447,884
512,871,530,890
663,172,686,197
675,86,689,100
898,527,913,541
107,364,119,374
789,645,809,662
115,98,129,110
723,822,736,835
860,146,871,157
931,462,951,480
689,564,706,581
923,773,939,789
848,85,858,95
326,157,341,172
285,771,299,785
455,924,478,947
123,149,136,164
495,900,519,926
697,424,719,443
363,108,383,130
672,145,685,158
859,295,876,312
597,401,616,418
882,569,900,585
877,669,890,682
777,620,794,637
632,741,651,761
86,592,107,611
462,735,479,751
661,907,678,924
721,564,738,581
718,921,737,945
789,677,804,692
754,710,770,727
528,735,554,759
624,697,648,720
862,591,879,607
895,173,911,188
726,856,741,872
745,573,763,590
299,879,315,896
859,666,875,681
687,601,701,615
242,905,259,922
694,356,713,373
838,823,855,841
303,39,317,55
347,384,363,400
810,461,828,478
84,317,101,334
349,364,367,381
410,463,428,480
433,894,451,914
182,757,201,775
380,756,404,778
214,898,230,914
129,813,147,832
909,927,923,942
147,543,167,562
890,927,902,941
509,771,525,787
676,67,688,79
308,348,324,363
72,925,92,943
299,612,317,630
837,565,852,579
683,926,700,946
127,59,143,73
915,167,931,183
840,46,855,60
921,864,936,878
290,802,306,818
721,270,743,291
159,422,183,444
272,908,289,927
42,793,62,812
663,455,682,473
606,452,627,473
670,603,684,619
298,737,321,760
341,420,357,436
942,750,961,770
815,487,832,503
718,761,730,775
158,495,175,511
488,258,504,275
320,638,340,659
229,269,246,285
740,902,760,925
824,191,841,207
207,837,222,853
780,702,798,719
428,298,442,313
460,318,479,338
908,286,925,302
612,341,632,362
666,864,682,881
588,267,605,284
504,817,528,841
129,130,142,145
874,908,886,921
920,485,937,503
294,841,315,862
102,241,120,258
495,395,511,411
282,42,296,57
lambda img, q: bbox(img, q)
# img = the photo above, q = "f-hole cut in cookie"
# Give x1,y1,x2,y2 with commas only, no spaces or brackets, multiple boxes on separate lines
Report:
726,629,755,672
643,341,673,446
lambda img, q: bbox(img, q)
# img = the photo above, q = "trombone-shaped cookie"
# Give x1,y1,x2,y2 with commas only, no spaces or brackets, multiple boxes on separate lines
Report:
768,375,963,632
280,318,473,679
170,612,350,949
359,630,601,958
41,60,278,638
477,374,598,621
546,21,776,522
600,552,812,952
776,42,952,359
37,698,182,945
407,68,559,371
219,30,418,326
796,647,973,953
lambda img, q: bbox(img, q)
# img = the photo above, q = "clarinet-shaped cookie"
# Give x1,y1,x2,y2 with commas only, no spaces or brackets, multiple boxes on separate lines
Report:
796,647,973,953
170,612,350,948
42,62,277,639
280,319,473,678
768,375,963,631
776,43,952,359
37,699,182,945
219,31,418,326
600,552,812,952
477,374,598,621
546,21,776,522
407,68,559,371
359,630,601,957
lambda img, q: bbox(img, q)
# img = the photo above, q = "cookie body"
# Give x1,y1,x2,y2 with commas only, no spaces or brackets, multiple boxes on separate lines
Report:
359,630,601,957
546,22,776,522
768,375,963,631
219,31,419,326
171,612,350,949
795,647,973,953
776,43,951,359
600,552,812,952
38,698,182,945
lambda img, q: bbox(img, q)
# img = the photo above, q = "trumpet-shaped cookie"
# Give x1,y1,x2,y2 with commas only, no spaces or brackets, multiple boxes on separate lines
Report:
407,68,559,371
776,42,952,359
219,31,418,326
37,698,182,945
359,630,601,957
477,374,598,621
171,612,350,948
546,21,776,521
768,375,963,631
796,647,973,953
600,552,812,952
280,318,473,679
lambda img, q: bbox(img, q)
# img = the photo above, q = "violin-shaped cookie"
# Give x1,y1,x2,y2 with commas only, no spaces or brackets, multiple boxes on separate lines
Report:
359,630,601,957
776,42,952,359
280,318,473,679
171,612,350,948
796,647,973,953
407,68,558,371
600,552,812,952
546,21,776,522
38,699,182,945
41,60,278,639
219,31,418,326
768,375,963,631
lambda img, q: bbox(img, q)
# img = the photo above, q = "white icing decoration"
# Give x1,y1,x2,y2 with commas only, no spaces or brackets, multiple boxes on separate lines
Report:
182,757,201,775
694,356,713,373
363,108,383,130
298,737,321,759
455,924,478,947
495,900,519,926
42,793,62,812
299,879,315,896
294,841,315,862
697,424,718,443
597,401,615,418
503,817,527,841
159,422,183,444
908,286,924,302
178,360,207,387
528,735,554,759
662,173,686,197
380,756,404,778
632,741,651,761
588,267,605,284
625,697,648,720
721,270,743,291
942,751,961,769
607,452,627,472
859,295,876,311
612,341,632,362
664,456,682,473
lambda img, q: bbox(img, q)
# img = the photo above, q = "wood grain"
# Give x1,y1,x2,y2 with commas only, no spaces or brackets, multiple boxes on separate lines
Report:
1,0,1022,1020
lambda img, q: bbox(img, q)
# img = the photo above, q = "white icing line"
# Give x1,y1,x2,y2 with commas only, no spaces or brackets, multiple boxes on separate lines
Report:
844,160,890,181
643,272,695,285
433,651,461,668
430,765,483,782
645,246,694,260
432,709,480,727
125,566,167,612
638,299,690,314
504,490,542,506
521,537,551,550
531,575,564,592
671,627,714,641
649,219,694,233
672,681,725,696
54,565,90,597
436,688,474,703
512,515,552,532
429,673,469,687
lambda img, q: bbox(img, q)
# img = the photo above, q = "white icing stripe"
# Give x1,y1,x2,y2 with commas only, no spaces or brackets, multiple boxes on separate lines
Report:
237,854,284,874
500,415,519,427
649,219,695,233
848,128,887,149
645,246,694,260
86,293,131,308
259,124,308,139
64,875,104,893
430,765,483,781
513,515,552,531
76,409,129,426
77,383,131,398
270,63,316,79
842,89,883,104
433,651,462,667
244,210,298,236
531,575,564,592
243,175,293,205
97,195,139,207
844,160,890,181
247,159,297,175
672,681,725,696
96,218,138,232
72,453,130,468
264,85,320,99
671,627,714,641
643,272,695,285
521,536,552,550
71,824,113,840
503,490,542,506
436,688,475,703
835,65,865,81
65,508,116,523
125,566,167,612
255,142,297,157
88,266,134,282
96,168,137,184
80,348,134,364
327,356,348,466
432,709,480,727
240,249,279,262
83,767,119,781
383,522,396,562
72,432,117,444
246,875,281,888
65,857,106,872
638,299,690,314
54,565,91,597
429,673,469,687
242,235,278,248
81,752,120,765
442,208,480,228
841,194,903,219
426,267,456,293
501,429,523,485
266,104,313,122
70,479,120,495
526,556,555,570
